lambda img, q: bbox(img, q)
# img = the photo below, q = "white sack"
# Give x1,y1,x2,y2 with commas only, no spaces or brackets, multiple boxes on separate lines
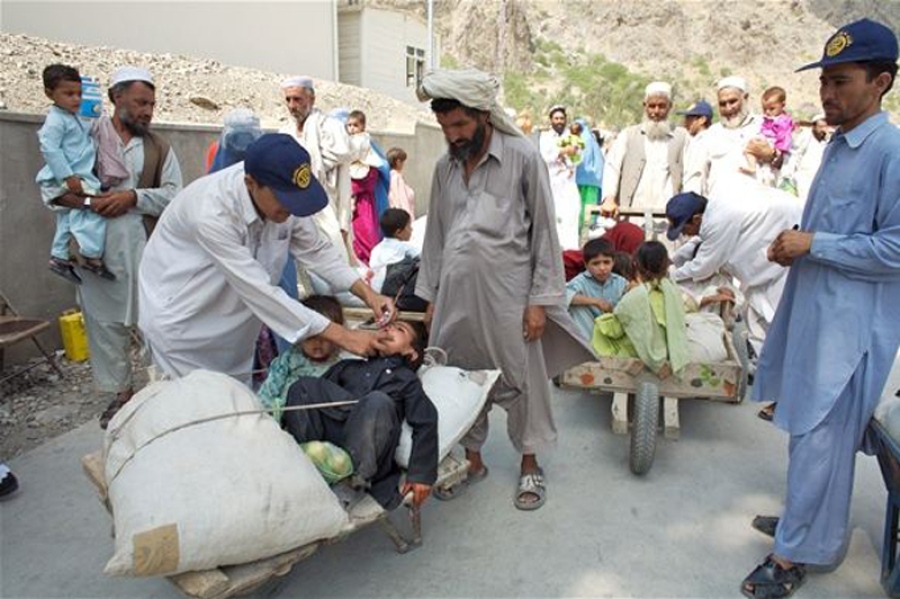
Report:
685,312,729,364
103,370,348,577
395,366,501,468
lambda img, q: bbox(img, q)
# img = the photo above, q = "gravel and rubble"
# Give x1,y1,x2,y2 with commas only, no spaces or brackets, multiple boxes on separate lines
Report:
0,348,148,459
0,32,434,133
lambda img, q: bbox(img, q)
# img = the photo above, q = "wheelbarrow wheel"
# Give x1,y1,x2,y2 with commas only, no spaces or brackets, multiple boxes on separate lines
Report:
630,376,659,475
733,320,750,401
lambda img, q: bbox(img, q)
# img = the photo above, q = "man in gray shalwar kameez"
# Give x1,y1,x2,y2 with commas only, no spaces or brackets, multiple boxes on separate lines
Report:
415,69,594,510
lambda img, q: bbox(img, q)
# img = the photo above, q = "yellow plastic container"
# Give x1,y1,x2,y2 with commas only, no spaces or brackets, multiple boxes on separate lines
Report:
59,310,90,362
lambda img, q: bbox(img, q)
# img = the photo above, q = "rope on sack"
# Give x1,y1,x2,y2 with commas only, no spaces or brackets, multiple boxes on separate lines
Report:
105,399,360,485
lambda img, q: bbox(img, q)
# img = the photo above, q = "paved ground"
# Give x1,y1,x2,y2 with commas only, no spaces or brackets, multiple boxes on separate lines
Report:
0,381,894,599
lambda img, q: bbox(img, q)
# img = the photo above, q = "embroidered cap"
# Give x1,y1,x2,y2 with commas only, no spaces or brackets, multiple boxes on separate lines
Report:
677,100,713,119
110,66,154,87
243,134,328,217
797,18,898,71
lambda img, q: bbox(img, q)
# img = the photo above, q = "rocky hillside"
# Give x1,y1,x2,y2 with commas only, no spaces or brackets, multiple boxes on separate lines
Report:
376,0,900,126
0,33,432,132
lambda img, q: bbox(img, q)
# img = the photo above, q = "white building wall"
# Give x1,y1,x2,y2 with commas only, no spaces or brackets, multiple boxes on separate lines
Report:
0,0,338,80
338,9,362,86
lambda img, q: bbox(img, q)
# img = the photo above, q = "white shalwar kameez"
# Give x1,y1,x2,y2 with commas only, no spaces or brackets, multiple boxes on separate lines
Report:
683,114,766,197
539,128,582,250
280,109,352,257
671,177,803,353
138,164,360,385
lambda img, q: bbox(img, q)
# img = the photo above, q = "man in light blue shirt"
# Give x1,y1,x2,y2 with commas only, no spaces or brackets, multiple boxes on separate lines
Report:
742,19,900,598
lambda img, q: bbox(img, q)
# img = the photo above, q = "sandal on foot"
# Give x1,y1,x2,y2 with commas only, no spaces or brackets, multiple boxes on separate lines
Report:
49,257,82,285
432,466,488,501
752,515,779,538
82,260,116,281
741,555,806,598
514,467,546,511
99,390,133,430
757,403,776,422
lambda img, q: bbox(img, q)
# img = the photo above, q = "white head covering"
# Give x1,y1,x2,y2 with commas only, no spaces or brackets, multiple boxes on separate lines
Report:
417,68,524,137
644,81,672,99
110,66,153,87
280,76,315,92
717,76,748,93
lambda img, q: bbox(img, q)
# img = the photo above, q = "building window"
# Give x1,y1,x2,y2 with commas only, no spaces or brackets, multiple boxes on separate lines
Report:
406,46,425,88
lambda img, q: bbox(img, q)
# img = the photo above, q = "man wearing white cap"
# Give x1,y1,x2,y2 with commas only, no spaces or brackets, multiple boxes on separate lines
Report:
51,66,182,428
278,76,353,261
538,105,582,250
683,76,779,196
599,81,688,235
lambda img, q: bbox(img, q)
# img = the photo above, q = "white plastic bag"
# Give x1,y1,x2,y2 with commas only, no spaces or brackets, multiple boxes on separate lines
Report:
394,366,501,468
103,370,348,577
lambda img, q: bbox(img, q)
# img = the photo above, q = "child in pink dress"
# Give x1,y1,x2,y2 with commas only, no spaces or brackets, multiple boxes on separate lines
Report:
741,86,794,182
387,147,415,219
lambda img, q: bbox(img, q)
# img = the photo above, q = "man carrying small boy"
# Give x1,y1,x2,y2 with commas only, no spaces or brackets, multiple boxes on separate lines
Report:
566,238,627,341
283,321,438,510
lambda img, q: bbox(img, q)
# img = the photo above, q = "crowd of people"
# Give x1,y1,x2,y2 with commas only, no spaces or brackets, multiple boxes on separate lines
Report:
3,15,900,599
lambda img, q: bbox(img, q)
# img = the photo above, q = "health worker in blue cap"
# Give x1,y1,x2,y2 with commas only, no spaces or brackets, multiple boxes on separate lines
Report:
138,134,395,384
741,18,900,599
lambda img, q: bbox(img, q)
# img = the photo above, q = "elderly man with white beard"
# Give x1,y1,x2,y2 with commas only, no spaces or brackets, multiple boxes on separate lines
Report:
598,82,688,238
683,76,782,197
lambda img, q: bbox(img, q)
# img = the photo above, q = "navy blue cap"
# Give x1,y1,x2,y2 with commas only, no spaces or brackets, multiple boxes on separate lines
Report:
244,133,328,217
797,18,899,72
665,192,707,241
677,100,713,119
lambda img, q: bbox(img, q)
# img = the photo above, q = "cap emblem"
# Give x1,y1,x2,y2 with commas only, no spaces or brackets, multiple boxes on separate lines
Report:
826,31,853,57
293,164,311,189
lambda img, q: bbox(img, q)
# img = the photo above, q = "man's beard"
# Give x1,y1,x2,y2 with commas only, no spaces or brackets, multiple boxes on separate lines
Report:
291,107,311,125
448,122,487,161
118,108,149,136
721,107,749,129
552,122,566,135
642,118,671,141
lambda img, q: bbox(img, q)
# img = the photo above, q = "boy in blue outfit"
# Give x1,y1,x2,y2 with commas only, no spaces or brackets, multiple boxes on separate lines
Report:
36,63,113,284
566,238,628,341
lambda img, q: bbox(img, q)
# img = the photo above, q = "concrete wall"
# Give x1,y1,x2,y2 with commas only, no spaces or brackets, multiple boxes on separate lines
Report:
0,111,446,364
0,0,338,80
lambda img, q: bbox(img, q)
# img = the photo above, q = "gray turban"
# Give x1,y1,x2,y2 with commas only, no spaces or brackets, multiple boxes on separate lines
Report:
417,68,524,137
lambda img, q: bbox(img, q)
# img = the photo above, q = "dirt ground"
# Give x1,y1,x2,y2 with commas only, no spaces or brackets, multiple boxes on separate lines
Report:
0,348,147,459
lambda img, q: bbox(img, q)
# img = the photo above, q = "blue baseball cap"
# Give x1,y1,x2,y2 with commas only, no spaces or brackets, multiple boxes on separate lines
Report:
677,100,713,119
243,134,329,217
797,18,899,72
666,192,708,241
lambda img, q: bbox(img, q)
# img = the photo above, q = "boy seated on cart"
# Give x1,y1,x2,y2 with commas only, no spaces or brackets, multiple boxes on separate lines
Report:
282,321,438,510
592,241,689,379
566,238,628,341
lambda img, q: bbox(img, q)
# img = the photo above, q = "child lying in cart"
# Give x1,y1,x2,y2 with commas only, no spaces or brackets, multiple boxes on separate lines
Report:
282,320,438,511
257,295,344,419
